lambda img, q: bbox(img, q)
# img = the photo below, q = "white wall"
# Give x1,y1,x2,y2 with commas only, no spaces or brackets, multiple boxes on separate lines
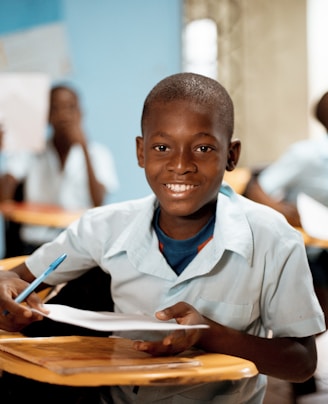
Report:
307,0,328,137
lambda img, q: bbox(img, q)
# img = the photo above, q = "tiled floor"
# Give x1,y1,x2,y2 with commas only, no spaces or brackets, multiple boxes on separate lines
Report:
264,331,328,404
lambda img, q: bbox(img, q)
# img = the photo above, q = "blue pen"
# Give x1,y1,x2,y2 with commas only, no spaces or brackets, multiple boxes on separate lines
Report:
14,253,67,304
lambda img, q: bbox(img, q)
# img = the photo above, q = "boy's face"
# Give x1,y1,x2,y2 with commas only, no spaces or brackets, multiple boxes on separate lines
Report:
49,89,81,131
136,100,240,220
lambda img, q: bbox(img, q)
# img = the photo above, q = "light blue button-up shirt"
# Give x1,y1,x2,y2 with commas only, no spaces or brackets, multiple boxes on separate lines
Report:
27,183,325,403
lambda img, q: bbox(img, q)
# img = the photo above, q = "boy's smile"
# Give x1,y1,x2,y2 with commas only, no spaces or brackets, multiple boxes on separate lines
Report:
136,100,240,238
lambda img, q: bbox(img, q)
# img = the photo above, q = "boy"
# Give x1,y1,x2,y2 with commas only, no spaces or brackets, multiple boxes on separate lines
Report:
0,73,325,403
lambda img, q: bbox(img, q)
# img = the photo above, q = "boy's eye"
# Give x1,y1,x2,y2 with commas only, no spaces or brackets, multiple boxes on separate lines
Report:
196,145,213,153
154,145,168,152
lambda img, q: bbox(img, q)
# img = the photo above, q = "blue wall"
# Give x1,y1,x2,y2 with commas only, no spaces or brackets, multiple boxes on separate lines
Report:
0,0,182,257
0,0,183,203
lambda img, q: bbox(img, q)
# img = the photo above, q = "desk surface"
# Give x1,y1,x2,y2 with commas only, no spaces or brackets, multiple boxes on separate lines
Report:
0,255,28,271
0,201,84,228
0,336,258,386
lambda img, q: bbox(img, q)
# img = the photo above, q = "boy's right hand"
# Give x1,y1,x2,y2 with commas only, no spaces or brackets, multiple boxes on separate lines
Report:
0,275,45,332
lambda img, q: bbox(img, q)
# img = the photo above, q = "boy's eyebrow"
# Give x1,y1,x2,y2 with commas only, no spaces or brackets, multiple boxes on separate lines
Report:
149,131,217,140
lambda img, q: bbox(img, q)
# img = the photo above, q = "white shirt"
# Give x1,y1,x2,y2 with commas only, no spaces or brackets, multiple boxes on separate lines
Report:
5,140,119,244
26,184,325,403
258,136,328,206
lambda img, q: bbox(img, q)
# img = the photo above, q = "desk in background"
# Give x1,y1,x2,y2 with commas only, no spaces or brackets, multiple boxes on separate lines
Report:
0,201,84,228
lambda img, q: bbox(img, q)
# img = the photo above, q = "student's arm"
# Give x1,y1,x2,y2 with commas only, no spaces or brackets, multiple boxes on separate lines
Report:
0,263,48,332
244,177,301,227
80,141,106,206
133,301,317,383
64,124,106,206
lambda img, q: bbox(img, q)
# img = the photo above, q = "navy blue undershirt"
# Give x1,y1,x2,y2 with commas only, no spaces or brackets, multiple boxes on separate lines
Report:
153,207,215,275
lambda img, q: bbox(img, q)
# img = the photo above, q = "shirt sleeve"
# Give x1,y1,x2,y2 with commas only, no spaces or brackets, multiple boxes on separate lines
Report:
261,230,326,337
258,143,309,200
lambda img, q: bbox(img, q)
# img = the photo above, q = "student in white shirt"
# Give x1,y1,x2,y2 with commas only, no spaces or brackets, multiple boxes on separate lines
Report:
0,73,324,404
0,85,119,255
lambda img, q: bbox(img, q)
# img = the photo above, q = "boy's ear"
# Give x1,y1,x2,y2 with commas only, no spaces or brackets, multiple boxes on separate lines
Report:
136,136,145,168
226,139,241,171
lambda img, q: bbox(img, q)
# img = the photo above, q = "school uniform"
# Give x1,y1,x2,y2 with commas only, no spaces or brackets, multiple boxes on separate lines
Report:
26,184,325,403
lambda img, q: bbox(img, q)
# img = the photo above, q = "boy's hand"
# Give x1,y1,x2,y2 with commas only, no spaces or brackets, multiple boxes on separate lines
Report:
133,302,207,356
0,276,46,332
63,122,87,147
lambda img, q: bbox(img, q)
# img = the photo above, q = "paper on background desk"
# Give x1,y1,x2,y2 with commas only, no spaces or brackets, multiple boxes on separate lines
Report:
33,304,209,332
0,73,50,152
297,193,328,239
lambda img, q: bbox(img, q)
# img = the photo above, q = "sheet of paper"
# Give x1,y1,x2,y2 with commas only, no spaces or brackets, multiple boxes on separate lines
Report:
297,193,328,240
0,73,50,152
33,304,209,332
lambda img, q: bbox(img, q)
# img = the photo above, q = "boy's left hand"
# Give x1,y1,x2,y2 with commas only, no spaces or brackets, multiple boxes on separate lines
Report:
133,302,207,356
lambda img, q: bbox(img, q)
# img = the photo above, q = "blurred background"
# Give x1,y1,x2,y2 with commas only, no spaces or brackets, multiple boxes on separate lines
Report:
1,0,327,202
0,0,326,260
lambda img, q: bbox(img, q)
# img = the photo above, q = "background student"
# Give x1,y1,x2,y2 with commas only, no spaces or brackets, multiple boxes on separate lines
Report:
244,91,328,326
0,85,119,256
0,73,325,403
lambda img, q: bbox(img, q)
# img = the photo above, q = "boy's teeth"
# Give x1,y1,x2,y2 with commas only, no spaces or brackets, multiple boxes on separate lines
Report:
166,184,194,192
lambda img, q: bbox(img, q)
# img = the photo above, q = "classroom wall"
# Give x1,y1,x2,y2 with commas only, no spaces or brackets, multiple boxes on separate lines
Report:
0,0,182,257
0,0,183,203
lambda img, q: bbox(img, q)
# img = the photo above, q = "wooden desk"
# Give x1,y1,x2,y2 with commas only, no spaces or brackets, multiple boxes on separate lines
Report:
0,336,258,386
0,255,28,271
0,259,258,386
295,227,328,249
0,201,84,228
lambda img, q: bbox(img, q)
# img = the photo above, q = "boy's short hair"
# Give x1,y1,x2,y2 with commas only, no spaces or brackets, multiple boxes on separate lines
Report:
141,72,234,137
50,85,79,103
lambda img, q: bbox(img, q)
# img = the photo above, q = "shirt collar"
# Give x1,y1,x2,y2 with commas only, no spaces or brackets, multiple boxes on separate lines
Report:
215,183,254,266
105,185,254,268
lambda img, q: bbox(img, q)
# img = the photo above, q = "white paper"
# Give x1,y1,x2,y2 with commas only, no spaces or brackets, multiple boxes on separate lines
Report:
33,304,209,332
0,73,50,152
297,193,328,239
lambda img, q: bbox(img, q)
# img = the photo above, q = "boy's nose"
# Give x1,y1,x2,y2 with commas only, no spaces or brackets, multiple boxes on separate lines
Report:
167,150,196,174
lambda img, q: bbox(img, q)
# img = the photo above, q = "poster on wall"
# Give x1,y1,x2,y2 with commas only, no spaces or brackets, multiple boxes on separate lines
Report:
0,73,50,152
0,21,72,153
0,22,72,79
